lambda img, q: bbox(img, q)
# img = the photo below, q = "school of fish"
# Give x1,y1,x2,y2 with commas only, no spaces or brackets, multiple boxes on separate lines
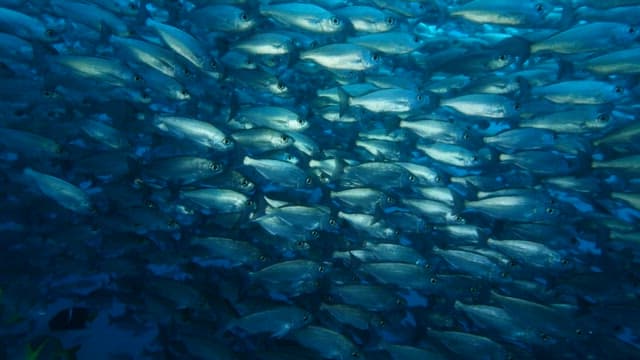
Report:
1,0,640,359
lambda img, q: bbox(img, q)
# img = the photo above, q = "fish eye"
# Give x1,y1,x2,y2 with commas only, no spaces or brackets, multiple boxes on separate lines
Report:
545,207,555,214
209,59,218,69
305,176,313,185
330,16,341,26
596,113,610,122
241,179,249,186
614,86,624,94
408,174,416,182
416,94,423,101
246,199,254,206
472,155,478,161
145,200,155,208
133,74,142,81
514,102,521,110
240,12,249,21
180,89,189,96
329,218,336,226
434,175,441,183
222,137,232,145
430,277,437,284
351,352,359,358
535,3,544,12
393,229,400,236
386,196,394,204
456,215,464,222
167,219,177,226
561,258,570,265
311,230,319,238
318,265,325,272
303,314,309,321
45,29,55,37
372,53,380,61
463,132,470,140
498,54,507,61
628,26,636,34
280,134,289,142
211,163,221,171
297,118,305,125
128,2,137,10
385,17,395,25
277,82,287,91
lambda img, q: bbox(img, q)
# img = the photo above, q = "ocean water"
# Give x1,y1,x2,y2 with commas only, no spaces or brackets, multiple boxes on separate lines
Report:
1,0,640,359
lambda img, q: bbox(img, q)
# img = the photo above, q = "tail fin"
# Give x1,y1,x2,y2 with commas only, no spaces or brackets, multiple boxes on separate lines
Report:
337,86,350,118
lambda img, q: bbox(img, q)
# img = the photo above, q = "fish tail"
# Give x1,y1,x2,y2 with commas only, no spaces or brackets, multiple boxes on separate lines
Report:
337,86,350,117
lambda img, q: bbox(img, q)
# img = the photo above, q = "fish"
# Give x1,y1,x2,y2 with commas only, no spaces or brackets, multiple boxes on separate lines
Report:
23,168,93,214
583,47,640,75
189,4,256,33
53,55,142,87
0,7,59,42
259,3,344,34
181,188,252,214
50,0,130,36
226,306,312,338
153,115,234,151
291,325,361,359
531,80,626,104
231,106,308,132
145,22,220,80
347,31,424,54
531,22,638,54
463,191,563,223
2,0,640,358
339,87,428,115
190,236,264,268
358,262,433,289
300,43,382,71
440,94,520,119
110,35,191,80
231,128,293,154
334,6,397,33
243,156,313,189
450,0,550,26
